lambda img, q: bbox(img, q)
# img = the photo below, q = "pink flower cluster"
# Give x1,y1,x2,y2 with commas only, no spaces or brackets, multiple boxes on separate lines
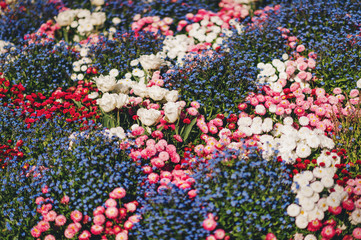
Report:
292,177,361,240
25,20,61,43
146,71,164,87
203,213,227,240
31,187,141,240
132,15,175,36
178,0,249,32
31,194,92,239
130,137,181,168
251,5,281,26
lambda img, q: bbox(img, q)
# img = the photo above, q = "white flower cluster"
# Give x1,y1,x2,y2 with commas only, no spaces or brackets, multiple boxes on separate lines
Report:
256,120,334,163
90,0,104,7
162,34,195,62
237,116,273,136
351,207,361,225
130,52,168,74
116,73,179,102
357,78,361,89
103,126,126,139
68,126,126,150
137,53,166,71
237,115,335,163
93,72,129,113
70,48,92,81
188,21,223,45
55,9,106,37
187,17,243,50
257,54,312,91
92,70,181,126
287,150,345,229
0,40,14,55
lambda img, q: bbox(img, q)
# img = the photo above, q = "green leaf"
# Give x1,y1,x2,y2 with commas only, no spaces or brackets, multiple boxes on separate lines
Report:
72,99,82,109
182,118,197,142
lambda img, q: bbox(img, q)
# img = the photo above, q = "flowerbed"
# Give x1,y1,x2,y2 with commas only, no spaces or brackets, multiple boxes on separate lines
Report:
1,0,361,239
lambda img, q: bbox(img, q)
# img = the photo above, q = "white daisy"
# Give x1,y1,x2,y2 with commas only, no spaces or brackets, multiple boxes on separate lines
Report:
299,116,310,126
326,192,341,207
321,177,334,188
295,215,308,229
287,204,301,217
304,234,317,240
317,198,328,211
295,144,311,158
310,181,324,193
308,207,324,221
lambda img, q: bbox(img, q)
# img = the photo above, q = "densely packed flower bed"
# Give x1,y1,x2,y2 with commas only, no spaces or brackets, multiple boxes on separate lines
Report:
1,0,361,239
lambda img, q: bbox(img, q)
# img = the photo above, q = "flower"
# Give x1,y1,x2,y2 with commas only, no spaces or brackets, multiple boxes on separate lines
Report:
148,173,159,184
265,233,277,240
55,215,67,226
37,220,50,232
93,214,105,225
105,198,117,208
295,215,308,229
203,215,217,231
111,187,126,199
139,54,164,70
148,85,167,101
94,75,117,93
353,228,361,239
70,210,83,222
64,228,75,238
304,234,317,240
351,209,361,224
107,127,126,139
97,93,118,112
310,181,324,193
78,230,91,240
91,0,104,6
164,102,181,123
31,226,41,238
105,207,118,219
326,191,342,207
44,235,56,240
321,177,334,188
116,231,128,240
88,92,99,99
137,108,161,126
165,90,179,102
125,202,137,212
90,225,104,235
55,10,77,27
321,225,336,239
295,144,311,158
255,104,266,115
91,12,106,26
187,107,198,116
287,204,301,217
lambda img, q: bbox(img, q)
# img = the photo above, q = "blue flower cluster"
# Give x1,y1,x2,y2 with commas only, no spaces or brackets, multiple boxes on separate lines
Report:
133,0,220,25
0,0,59,43
0,104,143,238
265,0,361,91
132,182,210,240
0,39,77,95
32,129,143,215
164,21,290,117
89,30,164,75
0,107,75,238
192,148,294,239
62,0,219,33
